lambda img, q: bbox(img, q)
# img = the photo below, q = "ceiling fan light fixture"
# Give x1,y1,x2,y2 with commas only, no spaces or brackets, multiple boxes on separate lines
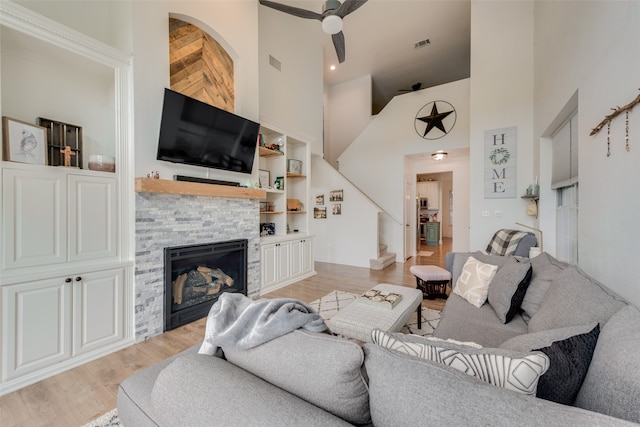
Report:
322,15,343,34
431,151,448,161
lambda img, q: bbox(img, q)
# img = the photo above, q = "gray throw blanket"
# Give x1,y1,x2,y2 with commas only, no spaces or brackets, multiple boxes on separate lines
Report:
199,292,327,355
486,229,533,256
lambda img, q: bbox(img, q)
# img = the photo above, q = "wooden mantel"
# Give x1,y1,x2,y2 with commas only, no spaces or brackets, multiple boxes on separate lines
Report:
135,178,266,200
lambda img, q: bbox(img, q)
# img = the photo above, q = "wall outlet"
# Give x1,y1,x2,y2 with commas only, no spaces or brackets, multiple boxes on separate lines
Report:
495,210,503,217
482,210,490,217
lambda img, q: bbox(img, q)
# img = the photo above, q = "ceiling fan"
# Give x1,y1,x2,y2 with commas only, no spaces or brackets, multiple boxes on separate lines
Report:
398,83,422,93
258,0,368,63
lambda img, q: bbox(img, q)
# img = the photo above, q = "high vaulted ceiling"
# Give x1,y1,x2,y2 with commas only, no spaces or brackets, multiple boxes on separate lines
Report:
262,0,471,114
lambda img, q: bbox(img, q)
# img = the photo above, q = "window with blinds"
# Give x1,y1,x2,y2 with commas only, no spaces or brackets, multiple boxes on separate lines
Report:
552,111,579,264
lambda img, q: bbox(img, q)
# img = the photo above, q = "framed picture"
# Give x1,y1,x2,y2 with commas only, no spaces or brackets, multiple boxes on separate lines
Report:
315,194,324,205
274,176,284,190
314,207,327,219
287,159,302,175
2,116,48,165
260,222,275,236
330,189,343,202
332,204,342,215
258,169,270,188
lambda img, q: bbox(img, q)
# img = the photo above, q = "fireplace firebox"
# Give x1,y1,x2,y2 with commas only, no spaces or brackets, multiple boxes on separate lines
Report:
164,239,247,331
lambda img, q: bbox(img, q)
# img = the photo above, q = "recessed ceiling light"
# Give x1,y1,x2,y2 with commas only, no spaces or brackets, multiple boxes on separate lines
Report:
330,65,336,71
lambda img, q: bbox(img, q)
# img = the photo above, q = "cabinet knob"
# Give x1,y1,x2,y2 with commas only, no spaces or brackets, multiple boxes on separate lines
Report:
75,276,82,281
65,277,72,283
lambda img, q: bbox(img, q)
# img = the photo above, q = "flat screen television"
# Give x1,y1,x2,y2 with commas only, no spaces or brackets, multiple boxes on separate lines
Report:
156,88,260,174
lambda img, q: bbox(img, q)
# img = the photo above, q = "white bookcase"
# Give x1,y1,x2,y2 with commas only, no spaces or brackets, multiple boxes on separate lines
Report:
257,123,315,295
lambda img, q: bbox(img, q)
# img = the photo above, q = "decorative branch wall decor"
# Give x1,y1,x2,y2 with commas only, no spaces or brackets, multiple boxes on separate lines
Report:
591,89,640,135
591,89,639,156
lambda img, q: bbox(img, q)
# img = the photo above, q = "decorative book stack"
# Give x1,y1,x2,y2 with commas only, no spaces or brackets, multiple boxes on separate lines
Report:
358,289,403,310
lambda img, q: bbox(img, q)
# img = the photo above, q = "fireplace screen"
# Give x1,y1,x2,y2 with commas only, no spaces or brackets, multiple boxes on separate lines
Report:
164,239,247,331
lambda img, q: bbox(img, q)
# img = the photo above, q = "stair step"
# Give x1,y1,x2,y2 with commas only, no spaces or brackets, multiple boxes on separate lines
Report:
378,243,388,257
369,252,396,270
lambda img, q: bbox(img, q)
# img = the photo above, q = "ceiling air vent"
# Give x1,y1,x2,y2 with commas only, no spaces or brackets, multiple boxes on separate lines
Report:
269,54,281,71
414,38,431,49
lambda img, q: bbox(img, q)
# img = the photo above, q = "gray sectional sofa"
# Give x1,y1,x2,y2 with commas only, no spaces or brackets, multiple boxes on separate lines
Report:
117,251,640,426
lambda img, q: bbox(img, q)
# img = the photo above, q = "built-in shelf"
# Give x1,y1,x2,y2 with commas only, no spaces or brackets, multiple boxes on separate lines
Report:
258,146,284,157
260,211,284,214
286,172,306,178
287,211,307,214
521,194,539,200
135,178,266,199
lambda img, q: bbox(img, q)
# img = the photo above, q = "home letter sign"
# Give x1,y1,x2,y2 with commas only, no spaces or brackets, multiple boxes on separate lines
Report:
484,126,517,198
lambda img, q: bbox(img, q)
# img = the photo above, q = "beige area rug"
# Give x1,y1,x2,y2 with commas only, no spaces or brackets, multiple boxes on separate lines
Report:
418,250,434,257
309,290,441,336
81,408,120,427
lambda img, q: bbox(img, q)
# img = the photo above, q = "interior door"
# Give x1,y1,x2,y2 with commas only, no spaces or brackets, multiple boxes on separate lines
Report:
404,179,414,260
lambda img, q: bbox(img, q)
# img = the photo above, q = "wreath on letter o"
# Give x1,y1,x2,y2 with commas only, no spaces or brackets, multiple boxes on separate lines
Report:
489,147,510,165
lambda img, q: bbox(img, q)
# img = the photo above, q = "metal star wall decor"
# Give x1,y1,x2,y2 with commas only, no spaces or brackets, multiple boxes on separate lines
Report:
415,100,456,140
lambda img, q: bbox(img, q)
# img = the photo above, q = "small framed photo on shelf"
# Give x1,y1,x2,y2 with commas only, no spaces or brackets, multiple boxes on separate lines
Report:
287,159,302,175
260,222,275,236
274,176,284,190
258,169,270,188
2,116,48,165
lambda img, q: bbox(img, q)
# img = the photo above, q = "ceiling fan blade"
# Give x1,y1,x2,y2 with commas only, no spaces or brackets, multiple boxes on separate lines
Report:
332,31,346,63
335,0,368,18
258,0,322,20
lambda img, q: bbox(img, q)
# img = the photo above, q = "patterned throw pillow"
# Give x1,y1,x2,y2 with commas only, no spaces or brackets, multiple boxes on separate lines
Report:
372,329,549,396
453,256,498,307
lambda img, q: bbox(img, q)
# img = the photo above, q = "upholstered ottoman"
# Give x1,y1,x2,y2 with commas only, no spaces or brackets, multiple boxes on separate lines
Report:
328,284,422,342
410,265,451,299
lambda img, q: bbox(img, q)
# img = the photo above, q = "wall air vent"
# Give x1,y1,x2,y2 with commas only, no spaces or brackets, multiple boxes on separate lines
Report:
269,55,282,71
414,38,431,49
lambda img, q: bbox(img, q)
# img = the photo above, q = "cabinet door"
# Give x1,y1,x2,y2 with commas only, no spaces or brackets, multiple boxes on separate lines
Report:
72,268,124,356
3,278,71,380
426,223,439,245
425,182,440,209
290,239,303,278
300,238,313,275
261,243,278,289
68,175,117,262
2,168,67,269
275,241,291,283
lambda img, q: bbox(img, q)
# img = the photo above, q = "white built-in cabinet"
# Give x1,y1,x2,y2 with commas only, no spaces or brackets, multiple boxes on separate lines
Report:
417,181,440,209
258,123,315,295
0,2,133,396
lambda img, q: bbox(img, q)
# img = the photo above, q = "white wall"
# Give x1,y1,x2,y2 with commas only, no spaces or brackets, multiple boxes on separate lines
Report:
337,79,470,258
131,1,259,183
258,3,324,155
468,1,535,251
310,155,379,268
14,0,132,53
325,74,372,168
533,1,640,307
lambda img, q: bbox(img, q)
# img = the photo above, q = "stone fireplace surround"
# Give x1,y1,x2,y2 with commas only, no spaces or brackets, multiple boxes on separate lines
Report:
134,190,261,342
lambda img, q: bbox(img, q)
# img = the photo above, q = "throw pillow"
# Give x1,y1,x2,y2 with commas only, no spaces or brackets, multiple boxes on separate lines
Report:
499,324,600,405
487,257,533,323
527,267,627,333
371,329,549,395
223,329,370,425
453,256,499,307
520,252,568,322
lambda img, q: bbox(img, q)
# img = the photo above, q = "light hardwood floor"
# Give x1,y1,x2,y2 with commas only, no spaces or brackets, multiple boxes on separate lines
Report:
0,238,451,427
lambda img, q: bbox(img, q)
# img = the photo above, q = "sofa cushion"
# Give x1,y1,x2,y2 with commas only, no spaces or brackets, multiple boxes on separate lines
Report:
453,256,498,307
450,251,514,288
372,329,549,395
574,306,640,423
521,252,568,322
150,351,352,426
222,329,370,425
488,257,532,323
433,293,528,347
528,267,627,333
500,324,600,405
363,343,631,427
